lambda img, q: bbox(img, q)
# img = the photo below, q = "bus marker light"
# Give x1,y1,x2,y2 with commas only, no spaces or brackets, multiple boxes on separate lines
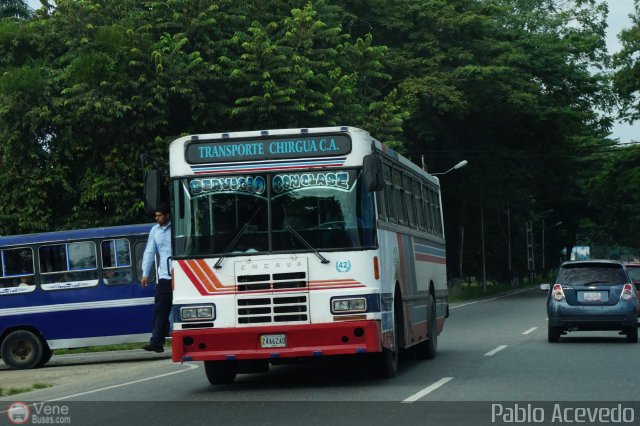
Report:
183,356,193,361
226,355,236,360
373,256,380,279
313,351,323,356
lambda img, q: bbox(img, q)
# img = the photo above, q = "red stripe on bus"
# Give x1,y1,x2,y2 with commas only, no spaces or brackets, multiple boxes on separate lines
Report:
415,253,446,264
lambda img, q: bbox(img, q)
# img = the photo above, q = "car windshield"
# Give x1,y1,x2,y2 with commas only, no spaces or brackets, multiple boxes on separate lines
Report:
171,169,377,257
557,264,628,286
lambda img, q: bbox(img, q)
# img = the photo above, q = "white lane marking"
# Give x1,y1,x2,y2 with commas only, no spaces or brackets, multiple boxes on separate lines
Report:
484,345,508,356
522,327,537,335
402,377,453,403
48,363,199,401
450,288,533,310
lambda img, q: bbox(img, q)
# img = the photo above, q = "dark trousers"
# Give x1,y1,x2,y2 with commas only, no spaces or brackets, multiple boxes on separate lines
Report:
150,278,173,347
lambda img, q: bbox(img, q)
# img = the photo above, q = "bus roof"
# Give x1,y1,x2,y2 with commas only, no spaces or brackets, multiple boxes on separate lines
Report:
0,223,154,248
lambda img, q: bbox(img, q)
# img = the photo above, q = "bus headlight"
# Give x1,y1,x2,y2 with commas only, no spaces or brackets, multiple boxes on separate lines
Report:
331,297,367,314
180,305,215,321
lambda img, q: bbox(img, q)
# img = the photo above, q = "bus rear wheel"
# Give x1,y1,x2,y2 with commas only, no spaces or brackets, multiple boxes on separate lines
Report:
1,330,44,370
204,360,237,385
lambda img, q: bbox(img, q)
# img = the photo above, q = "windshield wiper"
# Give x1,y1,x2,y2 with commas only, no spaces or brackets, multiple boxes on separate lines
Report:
214,206,262,269
286,225,330,264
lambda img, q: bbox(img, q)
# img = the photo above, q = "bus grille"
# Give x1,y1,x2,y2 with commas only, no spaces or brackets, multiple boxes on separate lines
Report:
237,295,309,324
234,260,309,324
236,272,307,292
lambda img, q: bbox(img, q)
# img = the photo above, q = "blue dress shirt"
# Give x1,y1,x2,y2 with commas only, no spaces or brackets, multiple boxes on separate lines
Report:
142,222,172,280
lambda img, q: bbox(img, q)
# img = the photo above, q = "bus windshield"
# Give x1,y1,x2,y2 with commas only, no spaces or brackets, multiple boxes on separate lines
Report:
172,169,377,257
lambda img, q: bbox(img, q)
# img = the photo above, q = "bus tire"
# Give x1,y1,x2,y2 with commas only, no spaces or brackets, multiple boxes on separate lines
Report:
372,299,400,379
415,294,437,360
1,330,44,370
37,345,53,367
204,360,237,385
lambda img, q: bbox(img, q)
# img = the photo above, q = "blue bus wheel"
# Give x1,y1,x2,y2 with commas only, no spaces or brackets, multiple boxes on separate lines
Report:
1,330,44,370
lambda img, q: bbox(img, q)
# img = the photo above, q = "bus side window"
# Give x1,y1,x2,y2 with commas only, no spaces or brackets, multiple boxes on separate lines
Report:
101,239,133,285
39,242,98,284
134,241,156,284
0,247,35,289
382,163,396,222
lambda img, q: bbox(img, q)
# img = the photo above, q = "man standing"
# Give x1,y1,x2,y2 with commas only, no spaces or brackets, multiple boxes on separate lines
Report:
141,202,172,353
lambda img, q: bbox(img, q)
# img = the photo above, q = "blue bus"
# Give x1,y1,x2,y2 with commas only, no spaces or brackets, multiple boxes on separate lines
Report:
0,224,156,369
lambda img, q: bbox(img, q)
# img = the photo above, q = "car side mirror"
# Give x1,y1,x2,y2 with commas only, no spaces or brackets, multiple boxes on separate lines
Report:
539,283,551,291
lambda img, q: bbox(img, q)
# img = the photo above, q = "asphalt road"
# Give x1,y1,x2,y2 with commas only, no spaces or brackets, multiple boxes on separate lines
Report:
2,287,640,425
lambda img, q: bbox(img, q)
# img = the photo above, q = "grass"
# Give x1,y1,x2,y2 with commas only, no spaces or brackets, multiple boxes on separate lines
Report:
0,383,52,396
53,343,147,355
53,341,172,355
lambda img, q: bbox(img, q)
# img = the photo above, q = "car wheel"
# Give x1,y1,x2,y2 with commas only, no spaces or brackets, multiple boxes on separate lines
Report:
1,330,44,369
548,326,561,343
204,360,237,385
626,326,638,343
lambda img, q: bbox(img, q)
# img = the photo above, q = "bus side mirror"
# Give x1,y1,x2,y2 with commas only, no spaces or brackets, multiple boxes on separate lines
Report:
144,170,163,214
363,154,383,192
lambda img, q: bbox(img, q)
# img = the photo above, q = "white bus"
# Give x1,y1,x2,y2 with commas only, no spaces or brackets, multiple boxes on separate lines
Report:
147,126,449,384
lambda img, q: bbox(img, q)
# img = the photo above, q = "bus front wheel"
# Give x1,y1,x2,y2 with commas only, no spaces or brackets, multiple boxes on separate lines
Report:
414,294,437,359
1,330,44,370
372,301,400,378
204,360,237,385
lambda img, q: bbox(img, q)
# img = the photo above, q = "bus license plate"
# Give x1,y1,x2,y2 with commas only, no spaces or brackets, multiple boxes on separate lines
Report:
261,334,286,348
583,292,601,302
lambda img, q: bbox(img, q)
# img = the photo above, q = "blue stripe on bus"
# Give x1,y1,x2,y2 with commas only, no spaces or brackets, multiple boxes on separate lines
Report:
413,239,446,259
2,305,154,340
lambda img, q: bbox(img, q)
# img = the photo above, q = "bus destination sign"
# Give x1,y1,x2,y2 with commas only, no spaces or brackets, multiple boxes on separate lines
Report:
185,134,351,164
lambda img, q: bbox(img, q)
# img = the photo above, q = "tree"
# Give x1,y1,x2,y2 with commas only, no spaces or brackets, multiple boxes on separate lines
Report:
0,0,32,20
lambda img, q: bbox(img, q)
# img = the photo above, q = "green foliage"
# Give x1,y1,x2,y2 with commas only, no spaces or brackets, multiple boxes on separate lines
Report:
0,0,32,20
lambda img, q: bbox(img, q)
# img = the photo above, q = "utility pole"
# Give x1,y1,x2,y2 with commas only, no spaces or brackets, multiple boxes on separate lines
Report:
526,220,534,283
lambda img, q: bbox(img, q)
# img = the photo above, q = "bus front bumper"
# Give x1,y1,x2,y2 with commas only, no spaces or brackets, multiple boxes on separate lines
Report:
171,320,381,362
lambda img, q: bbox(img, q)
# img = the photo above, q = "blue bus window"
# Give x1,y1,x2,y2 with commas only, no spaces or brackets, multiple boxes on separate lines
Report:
39,242,98,285
68,242,97,270
102,239,133,285
0,247,34,289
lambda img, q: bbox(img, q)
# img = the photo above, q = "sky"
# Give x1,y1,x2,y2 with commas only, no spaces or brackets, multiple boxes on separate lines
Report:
25,0,638,143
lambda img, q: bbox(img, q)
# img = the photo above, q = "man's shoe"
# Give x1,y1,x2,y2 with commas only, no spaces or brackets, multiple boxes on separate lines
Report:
143,344,164,353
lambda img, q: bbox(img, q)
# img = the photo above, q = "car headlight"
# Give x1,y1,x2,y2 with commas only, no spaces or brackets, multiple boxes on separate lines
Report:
180,305,215,321
331,297,367,314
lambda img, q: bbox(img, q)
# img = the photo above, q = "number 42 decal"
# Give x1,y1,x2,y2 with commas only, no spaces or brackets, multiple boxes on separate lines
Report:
336,260,351,273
